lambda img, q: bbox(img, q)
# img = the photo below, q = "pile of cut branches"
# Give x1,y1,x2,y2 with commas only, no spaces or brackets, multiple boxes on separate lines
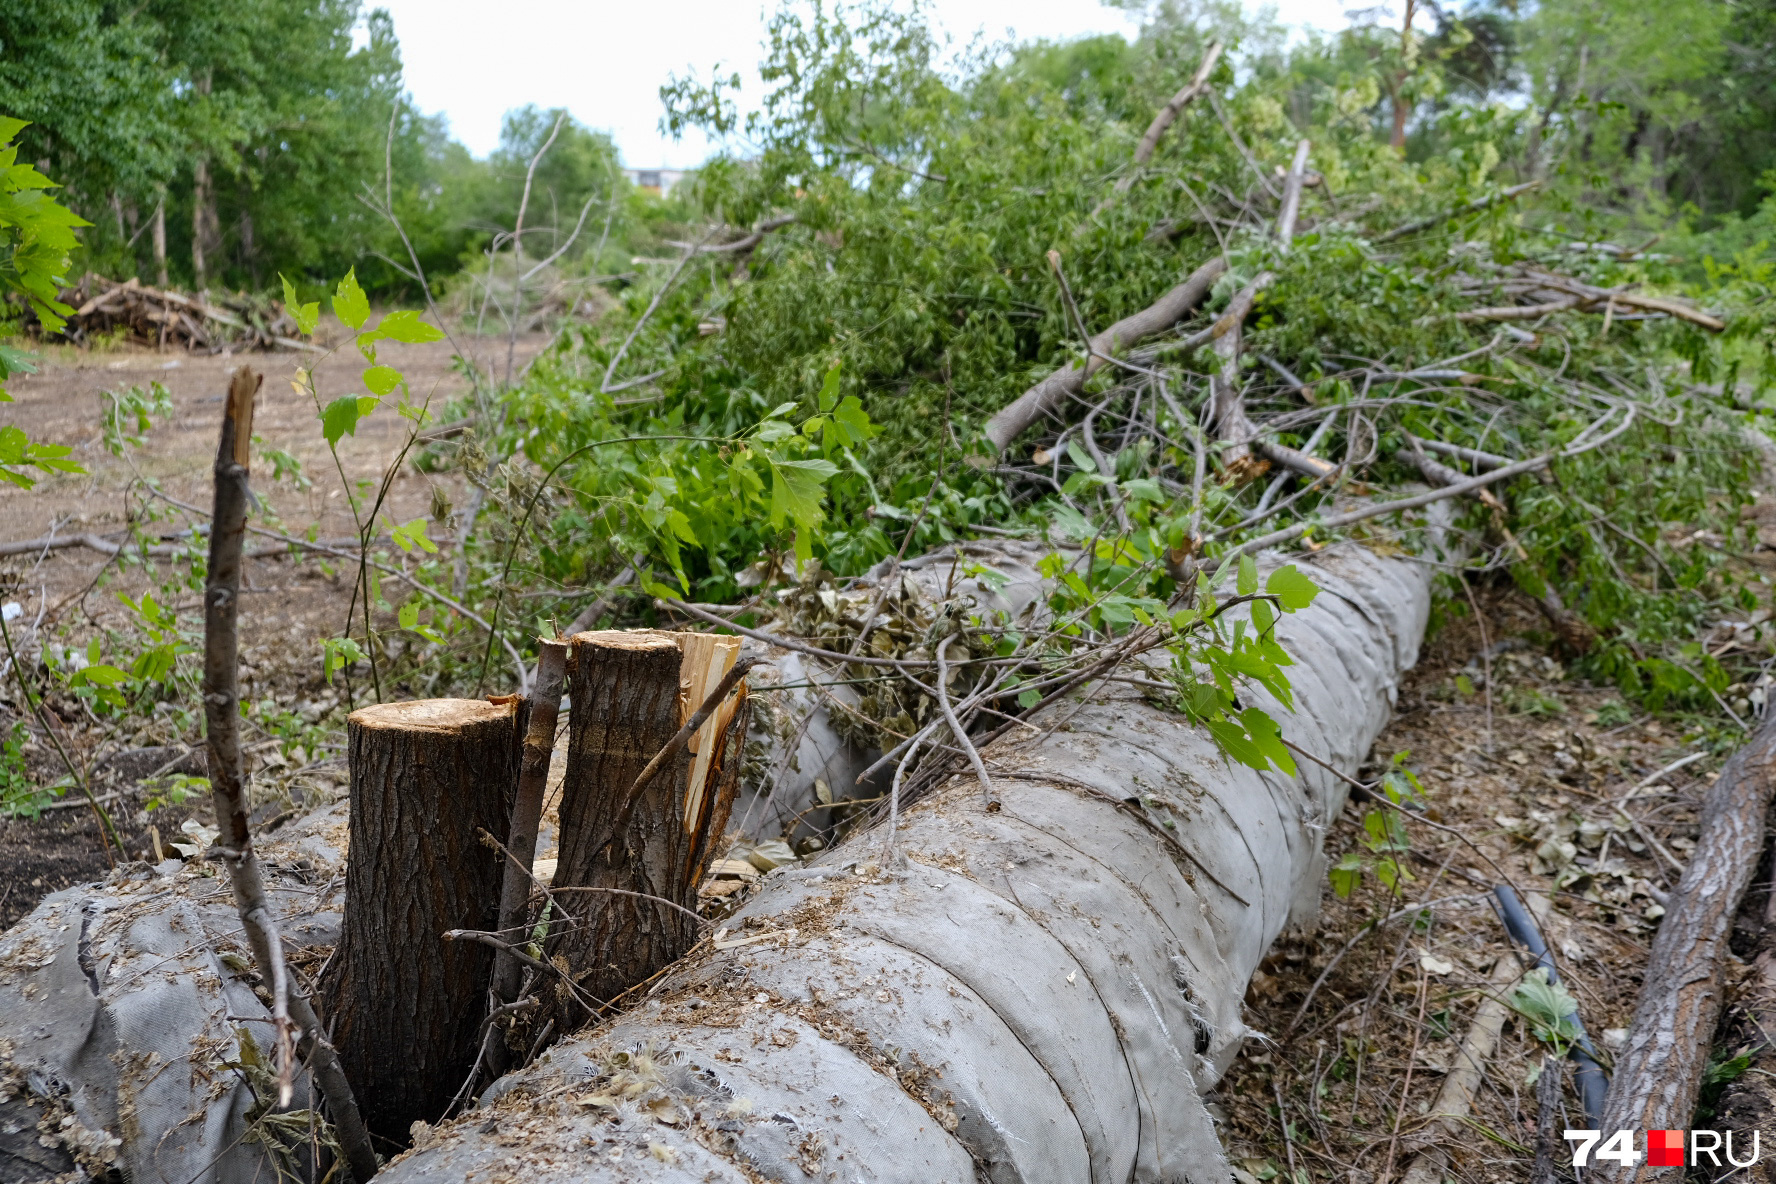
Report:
54,275,312,352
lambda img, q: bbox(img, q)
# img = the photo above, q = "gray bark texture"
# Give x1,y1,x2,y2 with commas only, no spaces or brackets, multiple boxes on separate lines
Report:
375,536,1438,1184
542,631,751,1029
321,697,523,1143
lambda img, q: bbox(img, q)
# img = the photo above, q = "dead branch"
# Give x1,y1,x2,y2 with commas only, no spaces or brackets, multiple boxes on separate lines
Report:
1398,951,1523,1184
1130,42,1223,177
1231,402,1637,556
983,256,1227,454
492,638,568,1010
1594,706,1776,1181
201,366,378,1182
694,214,797,255
1274,139,1313,245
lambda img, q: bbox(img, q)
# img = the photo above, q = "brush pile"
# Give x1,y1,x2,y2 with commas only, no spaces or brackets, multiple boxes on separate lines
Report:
54,275,311,352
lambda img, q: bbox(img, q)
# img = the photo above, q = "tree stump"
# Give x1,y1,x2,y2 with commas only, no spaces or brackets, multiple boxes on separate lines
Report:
322,698,522,1144
544,631,750,1027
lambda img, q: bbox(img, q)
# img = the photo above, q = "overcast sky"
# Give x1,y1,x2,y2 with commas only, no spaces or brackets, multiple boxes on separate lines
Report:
376,0,1347,168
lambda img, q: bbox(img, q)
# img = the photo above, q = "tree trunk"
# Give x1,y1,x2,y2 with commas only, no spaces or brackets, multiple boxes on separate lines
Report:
542,631,750,1027
192,158,217,292
152,193,167,289
322,697,522,1144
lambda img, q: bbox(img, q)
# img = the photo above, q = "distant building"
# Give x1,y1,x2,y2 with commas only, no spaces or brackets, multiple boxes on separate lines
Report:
622,167,688,196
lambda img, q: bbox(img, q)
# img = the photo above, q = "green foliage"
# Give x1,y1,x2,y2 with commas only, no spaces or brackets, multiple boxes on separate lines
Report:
100,382,173,455
1330,753,1424,897
0,720,55,818
1509,968,1584,1053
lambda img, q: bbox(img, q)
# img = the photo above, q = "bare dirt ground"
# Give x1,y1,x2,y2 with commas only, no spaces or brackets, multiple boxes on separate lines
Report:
0,326,545,926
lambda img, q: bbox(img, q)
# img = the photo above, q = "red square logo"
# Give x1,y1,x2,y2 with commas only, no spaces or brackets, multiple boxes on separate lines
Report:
1648,1130,1685,1167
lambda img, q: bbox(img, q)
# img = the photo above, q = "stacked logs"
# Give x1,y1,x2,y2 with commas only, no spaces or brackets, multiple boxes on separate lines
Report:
57,275,312,351
318,631,751,1146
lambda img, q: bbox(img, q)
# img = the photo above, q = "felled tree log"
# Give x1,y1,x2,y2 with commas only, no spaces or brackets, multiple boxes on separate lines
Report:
1594,707,1776,1182
542,631,751,1028
321,697,523,1143
375,534,1440,1184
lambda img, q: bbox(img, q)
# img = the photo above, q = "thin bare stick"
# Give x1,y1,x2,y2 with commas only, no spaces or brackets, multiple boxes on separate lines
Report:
1377,180,1542,243
201,367,378,1183
1230,405,1637,557
492,638,568,1009
935,635,998,810
601,232,714,394
506,112,566,386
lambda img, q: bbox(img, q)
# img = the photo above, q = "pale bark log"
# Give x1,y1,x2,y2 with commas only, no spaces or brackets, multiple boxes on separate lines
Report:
375,537,1443,1184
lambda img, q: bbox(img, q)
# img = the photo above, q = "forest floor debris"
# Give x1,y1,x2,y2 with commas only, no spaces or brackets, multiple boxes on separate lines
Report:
1217,583,1762,1184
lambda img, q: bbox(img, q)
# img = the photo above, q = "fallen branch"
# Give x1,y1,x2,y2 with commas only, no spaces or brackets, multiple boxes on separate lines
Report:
1399,950,1524,1184
1095,41,1222,212
983,256,1227,454
1594,703,1776,1181
1231,404,1636,556
1376,181,1541,243
693,214,797,255
200,367,379,1183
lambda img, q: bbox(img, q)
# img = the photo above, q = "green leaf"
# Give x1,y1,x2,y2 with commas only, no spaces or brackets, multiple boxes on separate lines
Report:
1266,564,1320,612
1018,688,1041,709
1237,553,1258,596
1239,707,1297,776
817,361,842,411
368,309,444,344
333,268,370,330
767,457,839,529
320,396,380,447
320,636,365,684
398,601,419,630
1329,851,1364,898
75,664,128,688
831,394,876,446
362,365,403,397
1509,969,1582,1051
280,275,320,336
389,517,438,554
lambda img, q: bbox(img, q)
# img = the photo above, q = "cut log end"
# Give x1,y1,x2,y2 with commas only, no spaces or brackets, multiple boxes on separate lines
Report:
348,695,518,734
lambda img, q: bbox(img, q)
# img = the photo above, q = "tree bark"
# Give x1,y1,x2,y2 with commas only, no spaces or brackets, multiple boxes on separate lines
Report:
1595,707,1776,1182
192,158,211,291
322,697,522,1144
151,193,167,291
542,631,750,1027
